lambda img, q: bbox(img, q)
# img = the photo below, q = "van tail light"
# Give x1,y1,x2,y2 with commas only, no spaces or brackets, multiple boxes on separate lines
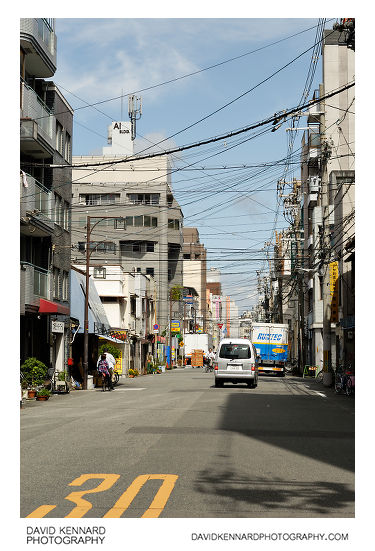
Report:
251,366,255,371
214,362,218,370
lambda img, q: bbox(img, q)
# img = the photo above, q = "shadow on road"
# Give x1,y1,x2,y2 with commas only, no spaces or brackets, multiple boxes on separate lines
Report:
217,390,354,473
195,468,354,516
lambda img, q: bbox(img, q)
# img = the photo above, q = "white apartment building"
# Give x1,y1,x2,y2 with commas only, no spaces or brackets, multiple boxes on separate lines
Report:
89,265,156,373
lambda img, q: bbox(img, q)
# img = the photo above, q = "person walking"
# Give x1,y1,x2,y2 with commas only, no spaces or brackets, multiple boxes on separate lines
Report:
97,348,116,391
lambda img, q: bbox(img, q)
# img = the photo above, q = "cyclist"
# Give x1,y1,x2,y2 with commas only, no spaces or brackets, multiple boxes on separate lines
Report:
207,348,216,371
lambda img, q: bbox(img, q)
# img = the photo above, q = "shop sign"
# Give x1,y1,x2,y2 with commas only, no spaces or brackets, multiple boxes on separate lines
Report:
171,321,181,332
51,320,64,333
329,261,339,322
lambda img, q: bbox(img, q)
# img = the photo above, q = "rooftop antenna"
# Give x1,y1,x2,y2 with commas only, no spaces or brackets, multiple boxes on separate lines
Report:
128,95,142,141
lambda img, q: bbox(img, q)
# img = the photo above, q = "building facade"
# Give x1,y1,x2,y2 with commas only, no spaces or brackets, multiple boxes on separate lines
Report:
71,122,184,342
20,18,73,373
182,227,207,333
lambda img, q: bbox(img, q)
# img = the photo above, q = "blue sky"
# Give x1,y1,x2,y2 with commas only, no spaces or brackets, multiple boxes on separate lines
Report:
53,17,327,312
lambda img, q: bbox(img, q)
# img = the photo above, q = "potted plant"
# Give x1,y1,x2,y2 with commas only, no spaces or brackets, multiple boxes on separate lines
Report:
21,358,48,398
133,369,139,377
36,388,51,401
128,369,135,378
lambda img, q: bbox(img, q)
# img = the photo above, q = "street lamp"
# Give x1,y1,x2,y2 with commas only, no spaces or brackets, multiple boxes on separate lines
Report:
82,215,123,389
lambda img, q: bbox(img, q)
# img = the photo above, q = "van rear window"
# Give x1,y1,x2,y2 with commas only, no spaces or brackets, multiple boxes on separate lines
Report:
219,344,251,359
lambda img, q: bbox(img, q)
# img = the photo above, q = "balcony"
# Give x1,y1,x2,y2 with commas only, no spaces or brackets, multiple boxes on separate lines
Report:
307,90,323,123
20,18,57,77
20,81,55,158
20,172,54,236
21,262,51,312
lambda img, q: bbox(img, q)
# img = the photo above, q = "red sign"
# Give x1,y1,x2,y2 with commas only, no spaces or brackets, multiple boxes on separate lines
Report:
218,323,223,329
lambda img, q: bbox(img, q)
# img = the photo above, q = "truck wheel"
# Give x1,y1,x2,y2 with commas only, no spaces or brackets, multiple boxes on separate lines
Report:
247,382,257,388
215,380,223,388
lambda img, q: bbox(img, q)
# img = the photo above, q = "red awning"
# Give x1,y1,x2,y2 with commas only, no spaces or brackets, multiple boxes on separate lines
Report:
39,299,70,315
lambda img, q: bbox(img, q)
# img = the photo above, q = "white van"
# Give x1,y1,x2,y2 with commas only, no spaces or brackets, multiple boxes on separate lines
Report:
214,338,259,388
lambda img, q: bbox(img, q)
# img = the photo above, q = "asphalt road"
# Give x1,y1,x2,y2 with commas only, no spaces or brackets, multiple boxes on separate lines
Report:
20,368,355,518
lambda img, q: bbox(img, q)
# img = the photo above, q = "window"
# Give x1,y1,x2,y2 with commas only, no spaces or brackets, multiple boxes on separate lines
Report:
128,193,160,205
183,254,191,259
95,242,115,253
94,267,106,279
146,267,154,278
136,267,142,273
146,242,155,252
54,194,63,226
133,242,141,252
56,122,63,154
125,216,133,226
114,218,126,229
152,217,158,227
134,216,143,227
168,219,180,230
219,344,251,359
62,271,69,301
63,201,70,230
144,216,151,227
79,193,120,206
64,132,71,162
53,267,60,299
83,242,116,253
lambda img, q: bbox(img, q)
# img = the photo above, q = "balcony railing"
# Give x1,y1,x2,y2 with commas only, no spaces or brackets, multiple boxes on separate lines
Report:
20,173,53,230
21,81,55,146
21,262,51,305
20,18,56,61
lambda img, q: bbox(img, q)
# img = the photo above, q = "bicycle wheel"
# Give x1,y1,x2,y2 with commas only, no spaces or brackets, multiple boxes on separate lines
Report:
345,378,353,396
316,370,324,383
334,379,342,393
113,372,120,386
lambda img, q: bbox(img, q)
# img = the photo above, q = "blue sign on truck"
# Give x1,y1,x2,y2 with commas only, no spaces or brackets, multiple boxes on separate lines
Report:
251,323,289,377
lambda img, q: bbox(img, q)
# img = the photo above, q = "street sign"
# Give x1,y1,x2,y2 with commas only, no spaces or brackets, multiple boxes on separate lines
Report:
218,323,223,329
153,323,159,334
179,341,184,347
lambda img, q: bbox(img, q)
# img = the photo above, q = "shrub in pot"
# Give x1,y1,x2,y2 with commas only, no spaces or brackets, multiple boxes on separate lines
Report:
21,358,48,389
36,388,51,401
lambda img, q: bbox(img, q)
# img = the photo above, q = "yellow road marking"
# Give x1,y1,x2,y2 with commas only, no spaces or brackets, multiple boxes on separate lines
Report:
26,505,57,518
104,474,178,518
64,474,120,518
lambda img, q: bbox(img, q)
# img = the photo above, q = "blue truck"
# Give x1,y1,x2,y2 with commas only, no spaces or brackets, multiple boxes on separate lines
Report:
251,322,289,377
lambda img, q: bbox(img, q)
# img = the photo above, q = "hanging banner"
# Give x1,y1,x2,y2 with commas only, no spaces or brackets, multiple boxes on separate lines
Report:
329,261,339,322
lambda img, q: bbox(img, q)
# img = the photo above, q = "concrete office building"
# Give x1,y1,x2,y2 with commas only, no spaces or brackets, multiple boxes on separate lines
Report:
71,122,183,335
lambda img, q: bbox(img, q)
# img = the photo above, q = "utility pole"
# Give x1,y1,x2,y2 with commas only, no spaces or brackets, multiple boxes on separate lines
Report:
82,215,124,390
321,137,333,382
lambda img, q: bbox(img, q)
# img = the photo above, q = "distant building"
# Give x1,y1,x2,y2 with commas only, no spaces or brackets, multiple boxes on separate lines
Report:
182,227,207,332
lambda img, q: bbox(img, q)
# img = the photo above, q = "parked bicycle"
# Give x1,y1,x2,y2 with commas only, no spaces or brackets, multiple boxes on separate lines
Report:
334,365,354,396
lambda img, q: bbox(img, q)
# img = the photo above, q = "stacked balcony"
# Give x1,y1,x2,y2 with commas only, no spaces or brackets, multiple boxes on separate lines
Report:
20,81,55,158
20,172,54,236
